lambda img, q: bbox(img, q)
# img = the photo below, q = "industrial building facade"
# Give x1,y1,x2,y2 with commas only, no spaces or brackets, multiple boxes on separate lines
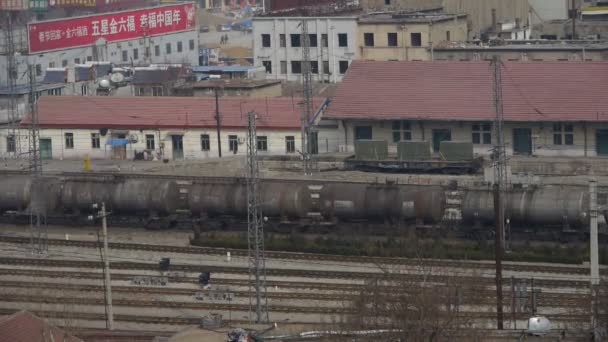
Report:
325,61,608,157
252,16,358,83
12,96,326,161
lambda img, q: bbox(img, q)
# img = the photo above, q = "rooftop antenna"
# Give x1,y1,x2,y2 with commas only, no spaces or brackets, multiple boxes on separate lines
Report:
246,110,268,323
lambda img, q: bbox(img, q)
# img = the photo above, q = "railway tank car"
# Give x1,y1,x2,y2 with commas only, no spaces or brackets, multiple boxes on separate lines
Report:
462,186,590,228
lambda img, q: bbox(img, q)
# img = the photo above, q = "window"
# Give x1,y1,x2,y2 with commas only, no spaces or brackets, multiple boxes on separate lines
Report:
387,32,398,47
323,61,330,74
256,136,268,151
6,135,15,153
411,32,422,47
553,123,574,145
321,34,328,47
35,64,42,76
136,87,145,96
91,133,100,149
364,33,374,47
392,121,412,142
74,58,80,64
65,133,74,149
201,134,210,151
385,0,391,4
145,134,155,150
47,88,62,96
145,46,151,59
177,41,183,52
279,34,286,47
81,84,88,96
189,39,195,50
122,50,128,62
291,61,302,74
166,43,172,54
229,135,238,153
308,34,318,47
262,34,271,47
61,59,67,67
155,45,160,56
339,60,349,74
290,34,301,47
446,30,451,41
472,123,492,145
310,61,319,74
280,61,287,74
86,56,93,62
133,48,139,60
152,87,163,96
48,62,55,68
338,33,348,47
286,136,295,153
262,60,272,73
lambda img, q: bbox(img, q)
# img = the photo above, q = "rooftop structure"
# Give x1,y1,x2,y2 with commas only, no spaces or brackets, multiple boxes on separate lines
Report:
0,310,83,342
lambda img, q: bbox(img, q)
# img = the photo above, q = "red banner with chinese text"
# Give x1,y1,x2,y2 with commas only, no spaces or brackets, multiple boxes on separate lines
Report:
28,3,196,53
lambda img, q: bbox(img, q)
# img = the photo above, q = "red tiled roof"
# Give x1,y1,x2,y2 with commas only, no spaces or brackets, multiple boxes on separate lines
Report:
0,310,83,342
22,96,324,130
325,61,608,122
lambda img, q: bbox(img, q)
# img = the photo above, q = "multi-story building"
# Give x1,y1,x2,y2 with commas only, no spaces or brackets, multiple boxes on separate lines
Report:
252,16,358,83
357,12,467,61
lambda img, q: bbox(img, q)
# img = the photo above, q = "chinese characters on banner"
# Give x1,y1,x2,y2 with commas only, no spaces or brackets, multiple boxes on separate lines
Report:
28,3,196,53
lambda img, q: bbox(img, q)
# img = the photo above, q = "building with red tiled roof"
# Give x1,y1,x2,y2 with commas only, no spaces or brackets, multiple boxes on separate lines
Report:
325,60,608,157
0,310,83,342
15,96,330,160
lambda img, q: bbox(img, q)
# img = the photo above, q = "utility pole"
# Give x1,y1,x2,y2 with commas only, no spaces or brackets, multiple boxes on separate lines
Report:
99,202,114,330
300,18,314,176
214,87,222,158
491,55,506,330
589,178,600,340
246,111,268,323
571,0,577,39
5,12,21,158
28,64,48,255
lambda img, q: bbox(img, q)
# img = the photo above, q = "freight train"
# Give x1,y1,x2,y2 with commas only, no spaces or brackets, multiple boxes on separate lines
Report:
0,174,603,237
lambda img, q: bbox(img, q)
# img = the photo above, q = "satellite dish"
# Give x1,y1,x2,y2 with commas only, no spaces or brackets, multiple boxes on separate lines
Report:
99,79,111,88
527,316,551,336
110,72,124,84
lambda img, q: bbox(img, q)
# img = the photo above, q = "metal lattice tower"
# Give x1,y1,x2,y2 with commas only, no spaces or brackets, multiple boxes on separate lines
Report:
300,18,314,175
27,64,48,255
246,111,268,323
5,12,21,158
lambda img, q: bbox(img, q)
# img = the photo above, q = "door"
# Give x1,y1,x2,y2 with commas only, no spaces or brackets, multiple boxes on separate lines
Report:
513,128,532,155
432,129,451,152
112,134,127,160
172,135,184,160
40,139,52,160
355,126,372,140
596,129,608,156
309,131,319,154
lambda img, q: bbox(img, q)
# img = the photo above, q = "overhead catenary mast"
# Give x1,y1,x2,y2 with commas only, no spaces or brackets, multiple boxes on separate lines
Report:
246,110,268,323
5,12,21,158
300,18,314,175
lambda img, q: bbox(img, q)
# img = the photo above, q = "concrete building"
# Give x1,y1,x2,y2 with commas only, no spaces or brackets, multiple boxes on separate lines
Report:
191,65,267,80
131,65,190,96
357,12,467,61
359,0,530,40
14,96,328,160
252,16,358,83
433,41,608,62
174,79,283,97
324,60,608,157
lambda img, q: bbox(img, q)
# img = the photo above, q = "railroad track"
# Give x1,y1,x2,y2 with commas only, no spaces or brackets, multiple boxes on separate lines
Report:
0,235,593,276
0,280,591,308
0,256,591,288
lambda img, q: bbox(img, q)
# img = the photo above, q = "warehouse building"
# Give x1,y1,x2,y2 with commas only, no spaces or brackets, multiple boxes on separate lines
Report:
324,60,608,157
15,96,327,160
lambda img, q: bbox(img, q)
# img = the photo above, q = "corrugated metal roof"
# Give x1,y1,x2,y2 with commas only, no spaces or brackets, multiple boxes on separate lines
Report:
0,310,83,342
22,96,325,130
325,61,608,122
192,66,262,73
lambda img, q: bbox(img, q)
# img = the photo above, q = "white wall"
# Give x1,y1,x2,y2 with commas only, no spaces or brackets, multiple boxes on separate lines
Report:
529,0,569,25
253,17,358,83
2,127,306,160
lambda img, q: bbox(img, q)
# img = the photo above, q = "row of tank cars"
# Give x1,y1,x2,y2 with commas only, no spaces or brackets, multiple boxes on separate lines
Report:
0,174,603,237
